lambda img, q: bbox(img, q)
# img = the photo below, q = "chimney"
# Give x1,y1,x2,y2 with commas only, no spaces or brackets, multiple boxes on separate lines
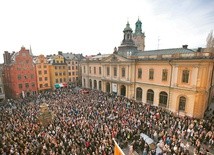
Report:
58,51,62,55
182,45,188,49
197,47,202,52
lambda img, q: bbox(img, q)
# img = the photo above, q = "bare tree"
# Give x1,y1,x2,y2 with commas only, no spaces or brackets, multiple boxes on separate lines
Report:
206,30,214,53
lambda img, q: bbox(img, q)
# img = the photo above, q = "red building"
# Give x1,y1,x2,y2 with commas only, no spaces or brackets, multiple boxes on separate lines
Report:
3,47,38,99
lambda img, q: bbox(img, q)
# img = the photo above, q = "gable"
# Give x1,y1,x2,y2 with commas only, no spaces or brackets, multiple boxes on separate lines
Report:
102,54,131,63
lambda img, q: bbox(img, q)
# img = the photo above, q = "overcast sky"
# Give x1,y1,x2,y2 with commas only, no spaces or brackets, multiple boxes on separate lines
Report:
0,0,214,63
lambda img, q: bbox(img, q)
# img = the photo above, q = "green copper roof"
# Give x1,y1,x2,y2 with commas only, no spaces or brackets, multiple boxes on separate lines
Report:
123,21,133,32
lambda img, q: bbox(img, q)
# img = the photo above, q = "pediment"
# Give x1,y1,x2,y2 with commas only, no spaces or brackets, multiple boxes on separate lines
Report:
102,54,130,63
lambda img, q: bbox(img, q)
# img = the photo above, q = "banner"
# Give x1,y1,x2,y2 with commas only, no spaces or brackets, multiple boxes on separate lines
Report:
112,83,117,93
113,138,125,155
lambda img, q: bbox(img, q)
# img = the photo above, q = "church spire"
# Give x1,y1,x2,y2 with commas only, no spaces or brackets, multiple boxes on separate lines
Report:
121,21,134,46
134,18,142,35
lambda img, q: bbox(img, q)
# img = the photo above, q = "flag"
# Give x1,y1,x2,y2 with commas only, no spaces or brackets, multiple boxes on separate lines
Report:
113,138,125,155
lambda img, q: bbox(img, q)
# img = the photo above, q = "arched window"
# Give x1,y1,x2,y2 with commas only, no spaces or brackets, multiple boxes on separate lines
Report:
136,87,142,101
159,91,168,107
106,82,110,93
147,89,154,104
179,96,186,111
94,80,97,89
99,81,102,90
89,79,92,89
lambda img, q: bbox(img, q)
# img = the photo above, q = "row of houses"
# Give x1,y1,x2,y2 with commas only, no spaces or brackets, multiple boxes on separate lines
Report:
0,19,213,118
2,47,84,99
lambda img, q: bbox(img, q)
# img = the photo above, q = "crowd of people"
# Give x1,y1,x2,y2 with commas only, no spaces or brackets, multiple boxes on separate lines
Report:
0,88,213,155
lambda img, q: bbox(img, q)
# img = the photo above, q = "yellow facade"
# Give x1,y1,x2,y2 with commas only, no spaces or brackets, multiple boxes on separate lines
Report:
82,53,214,118
49,55,68,89
35,55,51,92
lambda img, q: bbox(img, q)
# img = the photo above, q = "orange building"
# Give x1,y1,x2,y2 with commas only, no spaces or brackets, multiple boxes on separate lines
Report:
35,55,51,92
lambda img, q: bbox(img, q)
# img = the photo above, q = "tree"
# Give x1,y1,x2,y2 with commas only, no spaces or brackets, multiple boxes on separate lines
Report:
206,30,214,53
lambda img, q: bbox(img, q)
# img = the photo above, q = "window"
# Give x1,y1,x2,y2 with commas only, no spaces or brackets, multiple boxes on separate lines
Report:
59,72,62,76
63,72,66,75
56,79,59,83
18,75,21,80
89,67,91,74
162,69,168,81
24,75,28,79
76,71,78,75
31,74,34,79
179,96,186,111
38,71,42,75
94,67,96,74
44,83,48,87
63,66,65,69
59,66,61,69
69,72,71,76
99,67,102,75
138,68,142,79
114,67,117,76
147,89,154,104
136,87,142,101
19,84,22,89
55,66,57,70
44,70,47,74
40,84,43,88
45,77,48,81
64,78,66,82
83,79,86,87
122,68,125,77
72,72,75,75
44,65,47,68
68,66,71,70
72,66,74,70
107,67,110,76
182,70,189,83
25,83,29,88
39,77,42,81
76,66,78,69
159,91,168,107
72,62,74,65
84,66,86,73
149,69,154,80
55,72,58,76
60,78,62,83
76,77,78,81
32,83,35,87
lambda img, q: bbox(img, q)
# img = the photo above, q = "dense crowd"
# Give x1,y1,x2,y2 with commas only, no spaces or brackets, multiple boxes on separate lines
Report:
0,88,213,155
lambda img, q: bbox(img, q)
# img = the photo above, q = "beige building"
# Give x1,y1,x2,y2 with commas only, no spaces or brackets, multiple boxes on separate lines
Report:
58,51,84,87
81,20,214,118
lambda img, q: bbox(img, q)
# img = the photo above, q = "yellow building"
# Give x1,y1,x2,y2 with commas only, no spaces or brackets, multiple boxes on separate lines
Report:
81,20,214,118
48,54,68,89
35,55,51,92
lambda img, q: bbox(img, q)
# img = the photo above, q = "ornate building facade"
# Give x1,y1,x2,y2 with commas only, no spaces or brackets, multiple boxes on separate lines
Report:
81,20,214,118
3,47,38,98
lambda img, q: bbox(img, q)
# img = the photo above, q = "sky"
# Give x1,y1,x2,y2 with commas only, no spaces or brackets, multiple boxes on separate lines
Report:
0,0,214,63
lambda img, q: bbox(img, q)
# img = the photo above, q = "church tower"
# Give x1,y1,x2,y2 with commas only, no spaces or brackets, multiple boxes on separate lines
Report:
133,18,145,51
117,22,138,57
